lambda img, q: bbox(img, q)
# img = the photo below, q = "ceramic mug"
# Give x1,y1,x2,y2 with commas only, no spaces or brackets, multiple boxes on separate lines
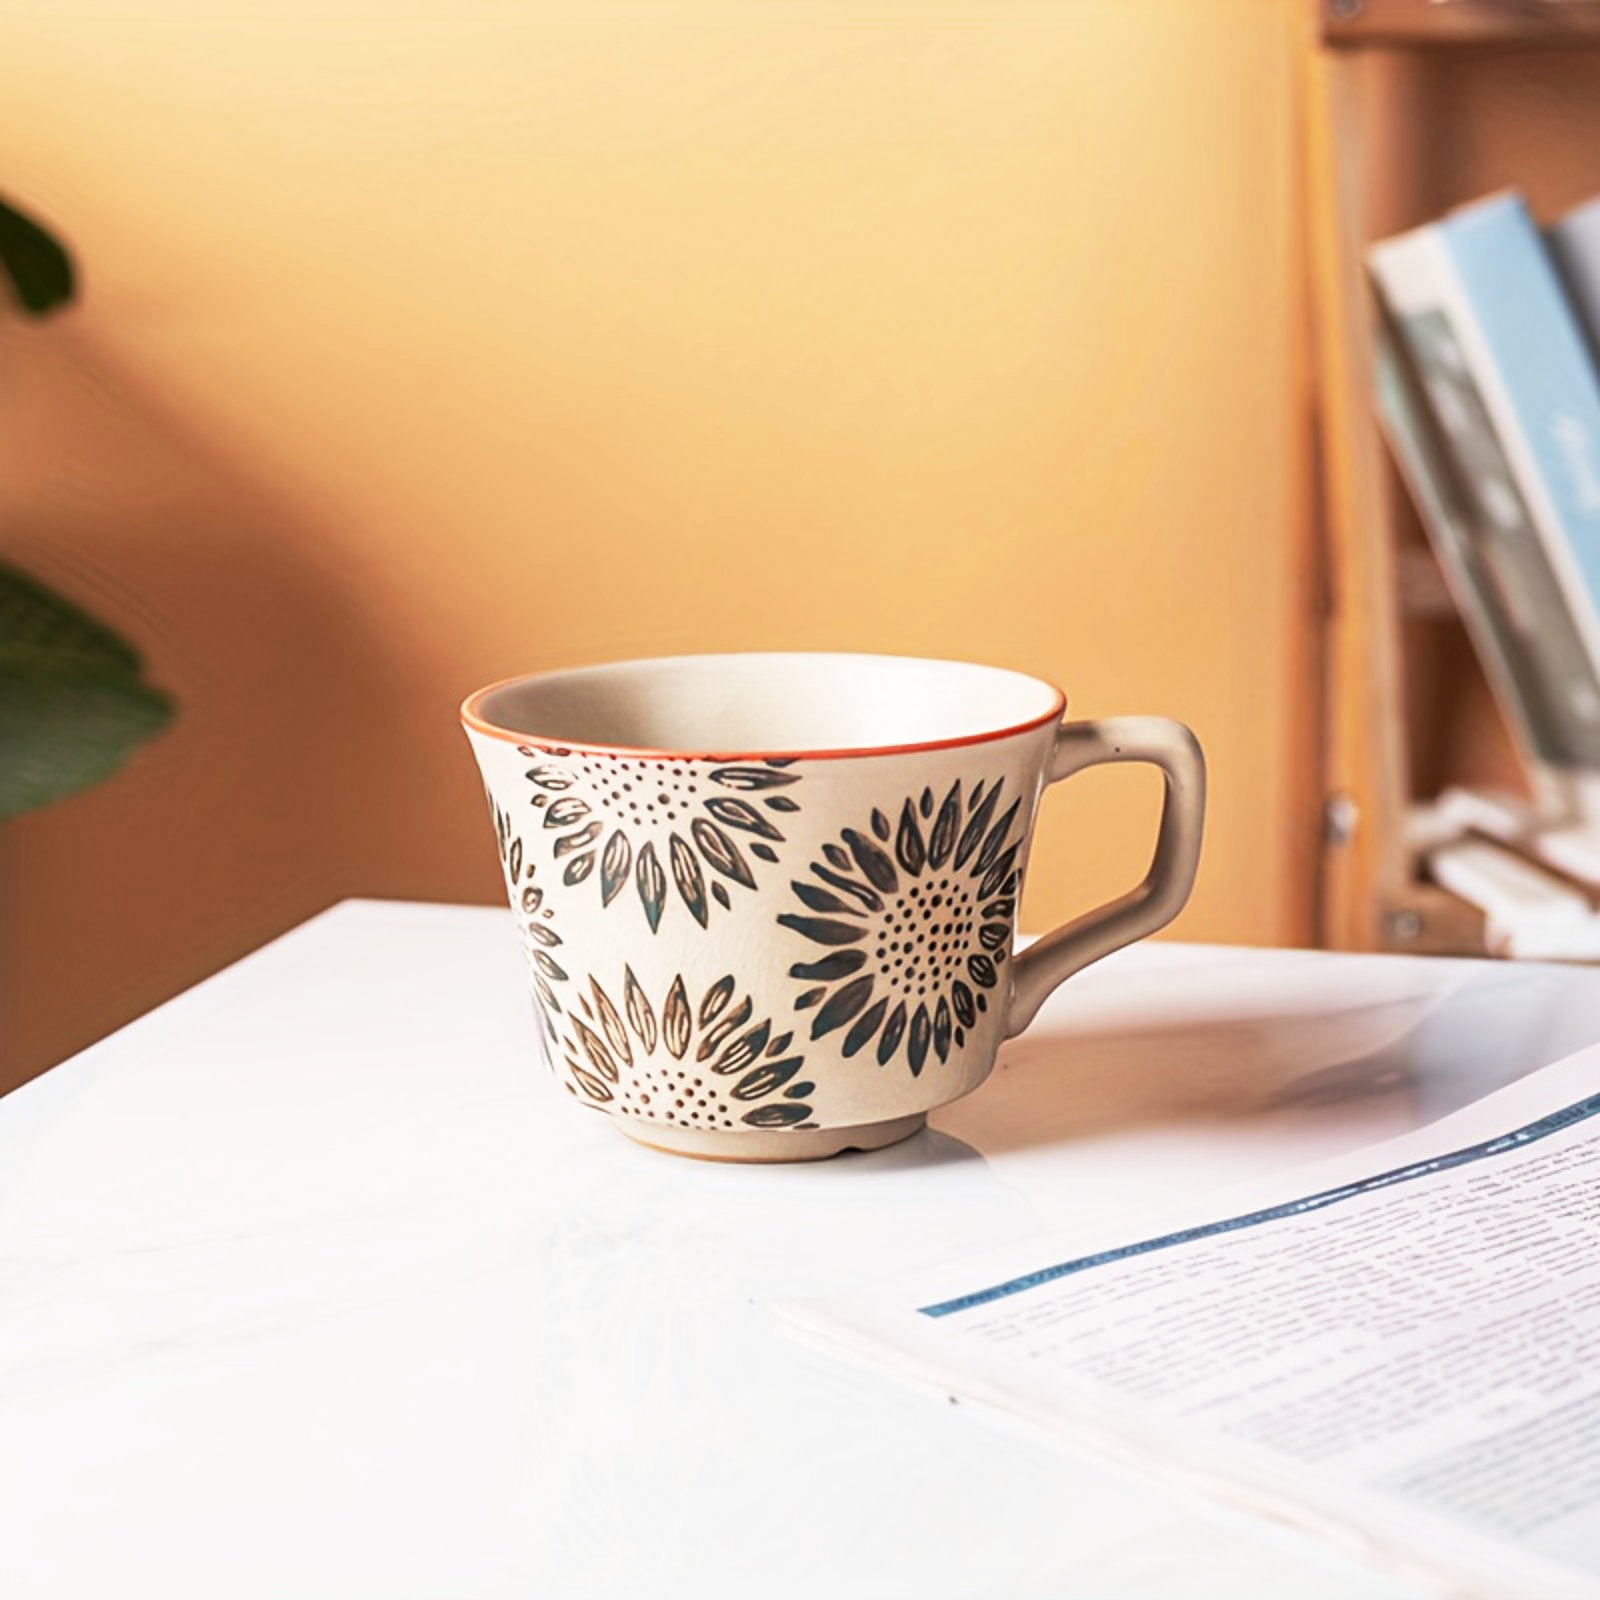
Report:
463,653,1205,1162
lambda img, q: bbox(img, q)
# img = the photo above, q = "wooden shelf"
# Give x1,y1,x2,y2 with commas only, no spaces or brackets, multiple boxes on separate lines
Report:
1307,0,1600,960
1323,0,1600,50
1307,0,1600,958
1378,879,1489,955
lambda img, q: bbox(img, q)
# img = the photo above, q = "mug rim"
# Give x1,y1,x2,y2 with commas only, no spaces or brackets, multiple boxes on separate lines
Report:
460,651,1067,763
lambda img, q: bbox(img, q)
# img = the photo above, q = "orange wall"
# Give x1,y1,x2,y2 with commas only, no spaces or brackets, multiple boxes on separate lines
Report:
0,1,1316,1089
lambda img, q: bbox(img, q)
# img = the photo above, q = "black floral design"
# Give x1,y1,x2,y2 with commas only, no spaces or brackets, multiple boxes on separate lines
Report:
491,797,570,1052
553,969,817,1132
520,748,801,932
778,778,1021,1075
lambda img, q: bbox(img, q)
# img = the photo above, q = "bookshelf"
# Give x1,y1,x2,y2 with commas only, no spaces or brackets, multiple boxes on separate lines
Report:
1307,0,1600,956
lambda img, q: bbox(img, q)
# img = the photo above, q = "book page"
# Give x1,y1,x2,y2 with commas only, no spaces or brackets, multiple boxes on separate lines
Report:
784,1049,1600,1600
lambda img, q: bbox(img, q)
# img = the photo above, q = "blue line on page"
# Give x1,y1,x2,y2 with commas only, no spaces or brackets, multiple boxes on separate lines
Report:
917,1090,1600,1319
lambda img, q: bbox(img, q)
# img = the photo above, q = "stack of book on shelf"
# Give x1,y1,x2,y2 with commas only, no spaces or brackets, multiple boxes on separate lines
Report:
1370,190,1600,959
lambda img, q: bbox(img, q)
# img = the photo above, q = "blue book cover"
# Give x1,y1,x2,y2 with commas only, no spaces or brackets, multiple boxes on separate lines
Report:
1371,193,1600,770
1374,324,1600,769
1438,194,1600,634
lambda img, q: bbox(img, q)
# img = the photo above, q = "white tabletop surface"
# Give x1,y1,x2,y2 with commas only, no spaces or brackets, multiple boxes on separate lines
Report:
4,901,1599,1600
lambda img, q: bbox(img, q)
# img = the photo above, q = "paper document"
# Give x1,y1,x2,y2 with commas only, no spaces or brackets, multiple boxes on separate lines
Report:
783,1049,1600,1599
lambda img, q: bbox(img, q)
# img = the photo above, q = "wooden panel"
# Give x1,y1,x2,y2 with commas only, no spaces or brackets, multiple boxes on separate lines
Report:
1304,49,1414,949
1377,882,1489,954
1323,0,1600,51
1304,30,1504,957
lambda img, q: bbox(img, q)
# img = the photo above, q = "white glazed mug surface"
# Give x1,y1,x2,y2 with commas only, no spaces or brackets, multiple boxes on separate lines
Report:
463,653,1205,1162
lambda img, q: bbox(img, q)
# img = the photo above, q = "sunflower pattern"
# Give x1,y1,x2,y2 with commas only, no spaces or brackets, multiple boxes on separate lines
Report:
490,797,571,1053
553,968,818,1132
520,746,801,933
777,777,1021,1076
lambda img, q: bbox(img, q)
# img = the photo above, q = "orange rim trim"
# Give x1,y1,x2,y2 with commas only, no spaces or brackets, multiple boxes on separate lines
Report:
459,671,1066,764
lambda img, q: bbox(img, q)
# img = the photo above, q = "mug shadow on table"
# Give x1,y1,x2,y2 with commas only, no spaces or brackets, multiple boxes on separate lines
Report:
938,960,1593,1158
797,1000,1422,1180
963,1003,1422,1156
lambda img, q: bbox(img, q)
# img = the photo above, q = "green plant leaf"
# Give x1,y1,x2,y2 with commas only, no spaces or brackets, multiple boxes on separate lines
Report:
0,561,172,819
0,195,75,317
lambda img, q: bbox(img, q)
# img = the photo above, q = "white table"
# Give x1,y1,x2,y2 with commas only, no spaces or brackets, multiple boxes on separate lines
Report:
3,902,1598,1600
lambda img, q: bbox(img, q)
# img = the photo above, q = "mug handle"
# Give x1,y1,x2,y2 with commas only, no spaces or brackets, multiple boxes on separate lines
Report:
1005,717,1206,1038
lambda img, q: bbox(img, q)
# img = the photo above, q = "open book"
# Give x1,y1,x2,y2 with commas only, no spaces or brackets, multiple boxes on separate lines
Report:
782,1049,1600,1599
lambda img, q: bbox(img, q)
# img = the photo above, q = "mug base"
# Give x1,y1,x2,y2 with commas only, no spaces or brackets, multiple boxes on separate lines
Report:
616,1111,929,1164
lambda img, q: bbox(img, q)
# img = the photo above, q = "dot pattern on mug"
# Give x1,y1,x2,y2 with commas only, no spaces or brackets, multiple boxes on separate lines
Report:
778,777,1022,1078
520,747,802,933
554,970,818,1132
873,880,976,1000
610,1061,747,1132
575,757,702,828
